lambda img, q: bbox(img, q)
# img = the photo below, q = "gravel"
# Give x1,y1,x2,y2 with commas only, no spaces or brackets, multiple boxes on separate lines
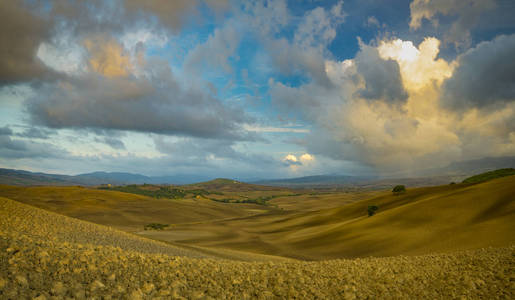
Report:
1,196,514,299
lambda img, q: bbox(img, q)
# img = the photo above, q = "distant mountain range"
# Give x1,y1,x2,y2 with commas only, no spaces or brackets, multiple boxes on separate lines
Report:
251,156,515,188
251,175,375,187
0,156,513,187
0,169,211,186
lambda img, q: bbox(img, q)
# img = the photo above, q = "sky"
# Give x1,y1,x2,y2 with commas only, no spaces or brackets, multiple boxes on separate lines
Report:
0,0,514,180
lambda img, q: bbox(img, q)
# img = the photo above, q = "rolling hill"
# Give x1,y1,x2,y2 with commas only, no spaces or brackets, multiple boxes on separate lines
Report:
0,185,278,232
0,182,513,298
154,175,515,260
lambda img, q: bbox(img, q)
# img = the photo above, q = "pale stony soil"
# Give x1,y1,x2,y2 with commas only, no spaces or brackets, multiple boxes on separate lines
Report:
1,197,514,299
0,197,209,258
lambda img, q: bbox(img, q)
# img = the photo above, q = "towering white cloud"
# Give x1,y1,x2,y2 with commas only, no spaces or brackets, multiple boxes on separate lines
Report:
271,34,515,172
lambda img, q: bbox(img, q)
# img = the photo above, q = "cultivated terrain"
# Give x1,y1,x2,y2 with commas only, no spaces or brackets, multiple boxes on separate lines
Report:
0,171,514,298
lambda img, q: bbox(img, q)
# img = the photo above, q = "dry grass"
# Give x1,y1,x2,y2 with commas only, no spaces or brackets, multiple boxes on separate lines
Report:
157,176,515,260
0,185,277,232
1,196,513,299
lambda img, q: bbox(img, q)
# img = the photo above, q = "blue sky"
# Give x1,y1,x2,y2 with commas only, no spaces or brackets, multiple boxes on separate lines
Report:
0,0,514,179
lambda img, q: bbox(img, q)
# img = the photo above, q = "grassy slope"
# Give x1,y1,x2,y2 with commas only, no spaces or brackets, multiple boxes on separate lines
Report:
0,185,277,232
165,176,515,260
1,175,513,261
1,194,512,298
0,196,205,257
462,168,515,184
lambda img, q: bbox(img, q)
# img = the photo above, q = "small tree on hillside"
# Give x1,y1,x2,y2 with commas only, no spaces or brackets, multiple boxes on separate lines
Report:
367,205,378,216
392,185,406,194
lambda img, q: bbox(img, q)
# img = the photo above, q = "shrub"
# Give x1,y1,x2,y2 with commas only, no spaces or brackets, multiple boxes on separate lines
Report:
392,185,406,193
367,205,379,217
144,223,169,230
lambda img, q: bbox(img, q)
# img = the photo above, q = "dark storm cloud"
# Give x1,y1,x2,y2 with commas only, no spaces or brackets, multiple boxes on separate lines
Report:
441,34,515,111
355,45,408,103
0,1,55,85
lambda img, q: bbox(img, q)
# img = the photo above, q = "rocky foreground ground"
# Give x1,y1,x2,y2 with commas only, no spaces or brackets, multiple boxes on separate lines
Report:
1,196,514,299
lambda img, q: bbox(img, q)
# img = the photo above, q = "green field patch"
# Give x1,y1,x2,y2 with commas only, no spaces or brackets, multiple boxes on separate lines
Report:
462,168,515,184
99,184,186,199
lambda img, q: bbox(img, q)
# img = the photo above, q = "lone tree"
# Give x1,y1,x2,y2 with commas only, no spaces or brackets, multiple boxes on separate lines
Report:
392,185,406,194
367,205,379,216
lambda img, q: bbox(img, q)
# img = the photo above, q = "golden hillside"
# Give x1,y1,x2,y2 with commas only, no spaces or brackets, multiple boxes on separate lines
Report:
1,195,513,299
159,176,515,260
0,185,277,232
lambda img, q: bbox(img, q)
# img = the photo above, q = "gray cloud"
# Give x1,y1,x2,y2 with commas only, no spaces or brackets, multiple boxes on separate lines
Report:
355,45,408,103
409,0,496,48
123,0,198,31
154,136,276,167
0,132,66,159
124,0,229,31
26,63,253,140
0,0,230,87
95,136,126,150
184,23,241,75
242,1,344,86
441,34,515,111
0,2,55,85
16,127,55,139
0,126,13,136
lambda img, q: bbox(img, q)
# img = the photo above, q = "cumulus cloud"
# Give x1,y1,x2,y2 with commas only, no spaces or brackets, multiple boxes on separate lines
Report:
26,34,253,140
282,153,315,167
83,34,133,77
378,38,453,90
248,1,345,85
242,0,290,36
300,153,314,163
283,154,301,166
293,1,345,52
355,44,408,104
441,34,515,111
409,0,496,47
27,73,252,140
184,23,241,75
271,35,515,173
